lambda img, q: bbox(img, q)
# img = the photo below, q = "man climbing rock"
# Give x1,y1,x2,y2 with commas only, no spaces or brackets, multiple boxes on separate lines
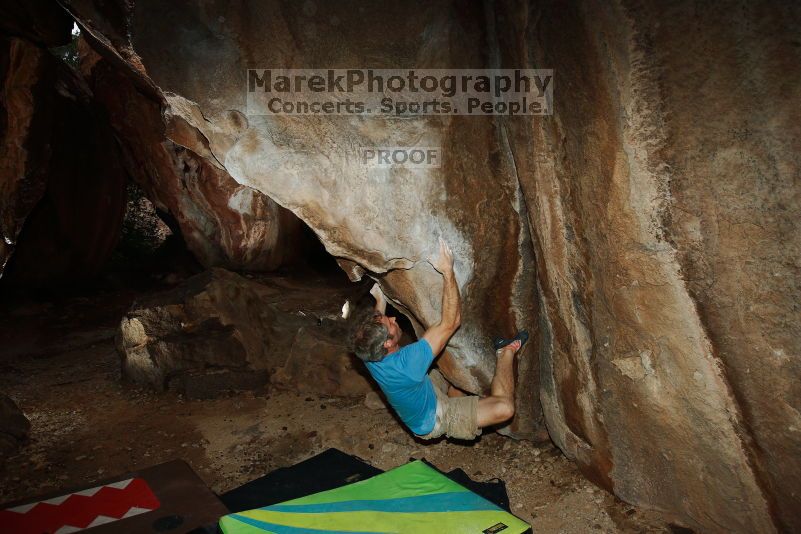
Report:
351,238,527,441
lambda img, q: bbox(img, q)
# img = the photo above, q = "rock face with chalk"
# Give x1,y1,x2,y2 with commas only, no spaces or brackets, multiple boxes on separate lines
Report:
2,1,800,532
56,0,543,437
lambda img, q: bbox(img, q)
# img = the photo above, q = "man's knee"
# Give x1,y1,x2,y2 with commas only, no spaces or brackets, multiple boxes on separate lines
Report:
495,398,515,422
479,397,515,427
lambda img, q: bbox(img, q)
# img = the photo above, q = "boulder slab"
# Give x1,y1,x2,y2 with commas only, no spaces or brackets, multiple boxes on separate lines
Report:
117,268,372,398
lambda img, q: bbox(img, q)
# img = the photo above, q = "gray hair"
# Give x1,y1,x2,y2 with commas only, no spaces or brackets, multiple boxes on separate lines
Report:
351,312,389,362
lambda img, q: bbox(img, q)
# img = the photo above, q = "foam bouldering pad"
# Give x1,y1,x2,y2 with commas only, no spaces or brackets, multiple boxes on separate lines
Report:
220,448,512,516
0,460,227,533
437,465,511,513
219,459,530,534
220,448,382,513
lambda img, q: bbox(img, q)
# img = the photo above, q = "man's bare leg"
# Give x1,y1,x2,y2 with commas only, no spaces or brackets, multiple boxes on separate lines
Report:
477,339,521,427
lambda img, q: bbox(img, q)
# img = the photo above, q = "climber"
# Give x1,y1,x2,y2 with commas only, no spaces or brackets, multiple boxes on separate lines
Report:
351,238,527,441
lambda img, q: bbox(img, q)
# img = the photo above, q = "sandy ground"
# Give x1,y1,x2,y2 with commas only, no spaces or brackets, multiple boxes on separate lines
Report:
0,288,674,533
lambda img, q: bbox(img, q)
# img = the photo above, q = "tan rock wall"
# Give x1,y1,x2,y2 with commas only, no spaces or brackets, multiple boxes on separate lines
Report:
497,0,800,531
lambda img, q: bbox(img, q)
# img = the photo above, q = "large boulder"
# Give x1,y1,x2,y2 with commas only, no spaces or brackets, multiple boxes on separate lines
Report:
18,1,801,532
79,0,544,440
494,1,801,532
117,268,373,398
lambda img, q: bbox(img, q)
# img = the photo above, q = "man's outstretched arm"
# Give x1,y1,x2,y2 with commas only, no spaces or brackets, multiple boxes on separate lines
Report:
423,238,461,355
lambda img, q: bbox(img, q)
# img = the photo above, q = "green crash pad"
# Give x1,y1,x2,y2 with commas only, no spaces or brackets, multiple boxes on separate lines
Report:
219,460,530,534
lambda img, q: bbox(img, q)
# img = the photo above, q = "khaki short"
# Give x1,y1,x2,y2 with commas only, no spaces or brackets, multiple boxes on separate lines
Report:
417,369,481,441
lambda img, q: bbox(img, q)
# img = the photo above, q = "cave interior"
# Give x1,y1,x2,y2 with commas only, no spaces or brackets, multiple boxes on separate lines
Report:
1,1,800,533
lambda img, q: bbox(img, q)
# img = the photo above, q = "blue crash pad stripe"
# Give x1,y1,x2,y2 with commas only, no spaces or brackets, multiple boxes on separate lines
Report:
264,491,499,514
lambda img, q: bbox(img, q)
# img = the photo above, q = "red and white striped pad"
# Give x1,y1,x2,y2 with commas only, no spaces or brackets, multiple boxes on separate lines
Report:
0,477,160,533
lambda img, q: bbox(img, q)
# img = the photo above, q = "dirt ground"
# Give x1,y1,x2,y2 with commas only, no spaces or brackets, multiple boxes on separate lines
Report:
0,287,674,533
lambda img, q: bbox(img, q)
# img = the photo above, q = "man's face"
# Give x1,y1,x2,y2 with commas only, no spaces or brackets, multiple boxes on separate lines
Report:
379,314,402,349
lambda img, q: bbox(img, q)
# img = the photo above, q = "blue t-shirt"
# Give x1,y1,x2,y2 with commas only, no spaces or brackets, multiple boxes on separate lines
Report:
365,339,437,435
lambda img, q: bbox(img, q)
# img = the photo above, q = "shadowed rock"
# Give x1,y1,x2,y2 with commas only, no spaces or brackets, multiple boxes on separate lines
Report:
117,268,373,399
0,393,30,456
0,36,126,288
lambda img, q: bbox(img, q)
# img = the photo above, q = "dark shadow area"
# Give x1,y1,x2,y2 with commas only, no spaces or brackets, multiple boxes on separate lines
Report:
290,224,343,278
385,302,418,343
101,181,203,291
0,180,197,302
